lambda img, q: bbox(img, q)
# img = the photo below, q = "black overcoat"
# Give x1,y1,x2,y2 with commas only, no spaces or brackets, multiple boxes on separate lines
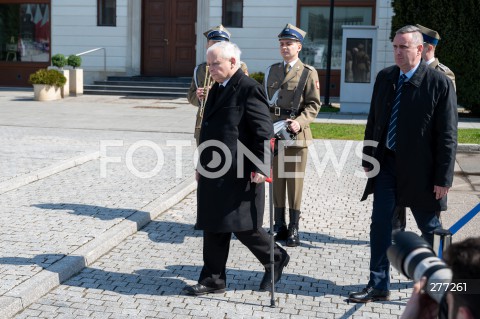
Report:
361,61,457,211
196,69,274,232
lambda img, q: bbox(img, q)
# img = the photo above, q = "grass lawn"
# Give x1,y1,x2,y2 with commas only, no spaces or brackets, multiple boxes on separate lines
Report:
319,105,340,113
310,123,480,144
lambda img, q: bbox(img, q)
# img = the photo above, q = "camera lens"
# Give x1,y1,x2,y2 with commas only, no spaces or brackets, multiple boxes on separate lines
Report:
387,231,452,303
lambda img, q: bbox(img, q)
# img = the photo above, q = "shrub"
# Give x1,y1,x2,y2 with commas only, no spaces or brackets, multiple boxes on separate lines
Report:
51,54,67,68
67,55,82,69
250,72,264,84
29,69,67,87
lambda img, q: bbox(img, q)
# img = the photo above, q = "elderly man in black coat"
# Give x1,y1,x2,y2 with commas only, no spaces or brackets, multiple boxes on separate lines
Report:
183,41,290,296
348,25,457,303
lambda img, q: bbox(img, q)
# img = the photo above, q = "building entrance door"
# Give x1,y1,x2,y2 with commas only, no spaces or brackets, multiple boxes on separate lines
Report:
141,0,196,76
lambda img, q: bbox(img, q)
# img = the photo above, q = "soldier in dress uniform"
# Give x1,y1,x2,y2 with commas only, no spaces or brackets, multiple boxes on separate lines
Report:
187,25,231,145
417,24,456,89
264,23,321,247
392,24,457,238
187,25,248,146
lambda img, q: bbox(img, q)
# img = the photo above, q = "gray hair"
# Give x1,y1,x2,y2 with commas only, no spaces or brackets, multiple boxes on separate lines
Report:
395,25,423,45
207,41,242,68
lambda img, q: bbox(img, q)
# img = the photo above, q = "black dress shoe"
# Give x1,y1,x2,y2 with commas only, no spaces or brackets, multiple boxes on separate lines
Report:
183,283,225,296
274,225,288,241
286,225,300,247
259,249,290,291
348,286,390,303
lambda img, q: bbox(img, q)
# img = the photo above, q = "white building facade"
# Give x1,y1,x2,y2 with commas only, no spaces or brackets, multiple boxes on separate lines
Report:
1,0,395,97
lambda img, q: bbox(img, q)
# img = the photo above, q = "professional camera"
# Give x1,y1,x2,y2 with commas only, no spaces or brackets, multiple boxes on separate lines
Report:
387,231,452,303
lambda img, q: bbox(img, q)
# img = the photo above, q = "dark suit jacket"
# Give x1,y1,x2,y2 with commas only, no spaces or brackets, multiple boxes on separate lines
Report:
196,68,274,232
361,61,457,211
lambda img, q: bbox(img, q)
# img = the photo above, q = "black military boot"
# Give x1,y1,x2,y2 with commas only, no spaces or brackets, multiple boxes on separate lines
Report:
273,208,288,241
286,209,301,247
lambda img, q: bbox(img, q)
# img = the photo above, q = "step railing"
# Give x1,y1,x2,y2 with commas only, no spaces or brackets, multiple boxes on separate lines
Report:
75,47,106,80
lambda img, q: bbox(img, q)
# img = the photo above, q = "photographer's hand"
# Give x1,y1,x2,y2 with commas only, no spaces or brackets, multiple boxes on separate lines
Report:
401,277,439,319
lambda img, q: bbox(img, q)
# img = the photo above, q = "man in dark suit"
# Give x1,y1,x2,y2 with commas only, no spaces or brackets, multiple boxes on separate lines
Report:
392,24,457,236
183,41,290,296
348,25,457,303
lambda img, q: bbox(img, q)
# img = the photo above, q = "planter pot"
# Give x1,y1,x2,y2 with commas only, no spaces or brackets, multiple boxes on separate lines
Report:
46,67,69,97
33,84,62,101
69,68,83,96
60,69,70,98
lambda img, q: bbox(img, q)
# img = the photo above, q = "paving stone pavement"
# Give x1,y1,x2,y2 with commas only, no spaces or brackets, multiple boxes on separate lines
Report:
0,90,478,318
11,140,480,319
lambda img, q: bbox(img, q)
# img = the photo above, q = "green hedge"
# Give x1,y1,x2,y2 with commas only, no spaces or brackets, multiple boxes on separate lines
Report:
391,0,480,115
250,72,264,84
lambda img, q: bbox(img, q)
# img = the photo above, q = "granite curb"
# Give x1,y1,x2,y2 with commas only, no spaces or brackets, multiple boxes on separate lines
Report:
0,151,100,195
0,176,197,319
457,143,480,152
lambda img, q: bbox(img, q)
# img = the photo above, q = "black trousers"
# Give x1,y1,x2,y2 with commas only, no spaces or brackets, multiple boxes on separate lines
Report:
198,228,282,289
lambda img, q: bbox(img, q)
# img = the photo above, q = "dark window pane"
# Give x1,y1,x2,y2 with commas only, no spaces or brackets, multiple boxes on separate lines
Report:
223,0,243,28
299,6,372,70
98,0,116,26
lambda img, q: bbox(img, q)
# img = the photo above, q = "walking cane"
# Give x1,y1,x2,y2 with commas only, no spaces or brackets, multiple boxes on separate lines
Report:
266,138,276,307
253,138,276,307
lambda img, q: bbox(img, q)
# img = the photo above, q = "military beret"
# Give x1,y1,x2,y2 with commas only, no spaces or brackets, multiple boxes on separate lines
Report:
203,24,231,42
278,23,306,43
416,24,440,46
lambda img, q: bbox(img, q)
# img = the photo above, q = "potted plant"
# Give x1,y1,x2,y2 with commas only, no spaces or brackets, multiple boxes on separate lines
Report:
67,55,83,96
52,54,67,69
51,54,69,97
29,69,67,101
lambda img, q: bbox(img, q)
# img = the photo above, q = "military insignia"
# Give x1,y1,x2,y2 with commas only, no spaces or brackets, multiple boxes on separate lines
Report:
315,81,320,90
438,63,450,72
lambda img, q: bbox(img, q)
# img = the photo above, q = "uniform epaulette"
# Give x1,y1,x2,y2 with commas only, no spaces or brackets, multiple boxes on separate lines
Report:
437,63,451,72
303,64,316,72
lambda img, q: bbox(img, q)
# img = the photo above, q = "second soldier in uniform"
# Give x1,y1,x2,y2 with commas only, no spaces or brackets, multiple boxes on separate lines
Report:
417,24,455,89
187,25,231,146
264,24,321,247
187,25,248,146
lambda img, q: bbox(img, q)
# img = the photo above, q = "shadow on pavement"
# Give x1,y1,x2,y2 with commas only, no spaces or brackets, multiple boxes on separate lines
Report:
32,203,369,246
15,202,410,314
31,203,202,243
0,256,411,302
0,254,66,269
286,231,370,247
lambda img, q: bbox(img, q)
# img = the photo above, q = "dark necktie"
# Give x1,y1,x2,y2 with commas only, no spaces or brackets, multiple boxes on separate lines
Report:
284,64,291,75
386,74,407,151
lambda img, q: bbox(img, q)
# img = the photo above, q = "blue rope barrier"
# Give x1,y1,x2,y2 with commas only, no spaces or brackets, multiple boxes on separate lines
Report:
448,202,480,235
